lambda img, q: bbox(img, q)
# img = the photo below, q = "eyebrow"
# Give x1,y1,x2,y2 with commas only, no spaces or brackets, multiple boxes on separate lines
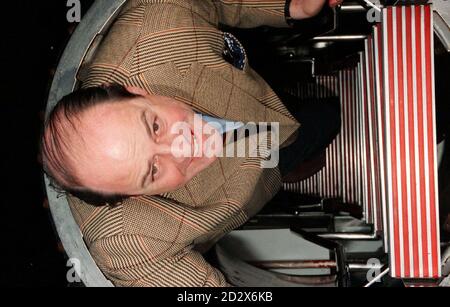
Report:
140,110,153,188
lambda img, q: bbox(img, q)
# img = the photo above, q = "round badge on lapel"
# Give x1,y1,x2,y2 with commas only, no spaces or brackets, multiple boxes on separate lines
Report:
223,32,247,71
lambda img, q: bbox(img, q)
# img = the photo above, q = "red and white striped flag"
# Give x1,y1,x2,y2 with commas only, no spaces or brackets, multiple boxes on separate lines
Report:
382,5,441,279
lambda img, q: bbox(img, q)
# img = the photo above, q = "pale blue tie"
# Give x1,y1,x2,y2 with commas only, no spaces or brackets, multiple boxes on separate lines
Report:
196,113,244,135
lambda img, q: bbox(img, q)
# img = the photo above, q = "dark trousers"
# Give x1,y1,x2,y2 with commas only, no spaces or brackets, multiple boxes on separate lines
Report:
277,93,341,177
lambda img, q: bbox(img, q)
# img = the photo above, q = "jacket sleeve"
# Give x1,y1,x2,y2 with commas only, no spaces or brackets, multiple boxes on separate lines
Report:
134,249,230,287
137,251,229,287
90,232,229,287
210,0,290,28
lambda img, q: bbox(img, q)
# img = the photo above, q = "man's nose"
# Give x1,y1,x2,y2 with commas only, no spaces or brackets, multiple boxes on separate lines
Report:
155,140,191,160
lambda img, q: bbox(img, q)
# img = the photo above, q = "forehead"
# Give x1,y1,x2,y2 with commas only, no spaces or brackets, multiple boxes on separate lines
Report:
72,101,147,190
85,98,144,120
81,100,148,153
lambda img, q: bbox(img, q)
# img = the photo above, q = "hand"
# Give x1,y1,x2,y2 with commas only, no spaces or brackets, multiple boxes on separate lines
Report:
328,0,344,8
289,0,343,20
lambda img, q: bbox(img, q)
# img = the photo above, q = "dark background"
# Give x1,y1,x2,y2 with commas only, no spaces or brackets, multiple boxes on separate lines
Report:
1,0,94,287
1,0,448,287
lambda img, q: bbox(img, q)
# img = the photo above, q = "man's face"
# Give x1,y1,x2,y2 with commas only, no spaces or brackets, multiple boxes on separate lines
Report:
71,91,222,196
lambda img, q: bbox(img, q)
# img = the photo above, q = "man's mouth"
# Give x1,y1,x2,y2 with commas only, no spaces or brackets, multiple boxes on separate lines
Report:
191,129,200,157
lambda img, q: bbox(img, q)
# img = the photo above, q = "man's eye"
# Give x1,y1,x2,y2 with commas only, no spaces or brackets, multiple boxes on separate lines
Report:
151,164,158,179
153,121,160,134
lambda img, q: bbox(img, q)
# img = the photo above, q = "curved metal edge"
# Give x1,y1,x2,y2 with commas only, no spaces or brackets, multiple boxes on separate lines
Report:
46,0,126,114
45,176,114,287
45,0,127,287
440,276,450,287
434,11,450,52
442,245,450,276
434,0,450,52
440,255,450,287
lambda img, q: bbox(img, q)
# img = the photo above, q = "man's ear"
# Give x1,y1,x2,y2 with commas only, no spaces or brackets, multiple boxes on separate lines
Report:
126,86,148,96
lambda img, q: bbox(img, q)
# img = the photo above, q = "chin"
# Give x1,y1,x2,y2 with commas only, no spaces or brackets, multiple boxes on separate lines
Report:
187,156,216,177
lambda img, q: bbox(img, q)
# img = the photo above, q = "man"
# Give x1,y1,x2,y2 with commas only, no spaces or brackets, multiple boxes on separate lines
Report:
42,0,341,286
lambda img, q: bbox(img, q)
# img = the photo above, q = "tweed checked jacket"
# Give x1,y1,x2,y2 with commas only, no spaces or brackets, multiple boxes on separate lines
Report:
68,0,300,287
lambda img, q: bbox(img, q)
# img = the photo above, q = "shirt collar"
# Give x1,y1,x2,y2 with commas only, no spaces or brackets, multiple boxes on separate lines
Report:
196,113,244,135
